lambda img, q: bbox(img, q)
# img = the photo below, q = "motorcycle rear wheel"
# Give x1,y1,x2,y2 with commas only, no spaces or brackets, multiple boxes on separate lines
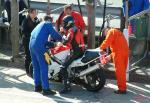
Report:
82,69,106,92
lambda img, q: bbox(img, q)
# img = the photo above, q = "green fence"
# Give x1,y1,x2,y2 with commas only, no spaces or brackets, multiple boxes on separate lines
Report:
131,14,149,40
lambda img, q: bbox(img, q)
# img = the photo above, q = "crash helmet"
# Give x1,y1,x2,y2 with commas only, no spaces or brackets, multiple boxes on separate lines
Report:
62,15,75,30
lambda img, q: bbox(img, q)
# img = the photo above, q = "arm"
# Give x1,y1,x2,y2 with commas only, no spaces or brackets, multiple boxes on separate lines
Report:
55,11,65,31
78,14,86,32
62,32,73,44
46,22,62,41
22,19,29,37
100,30,115,50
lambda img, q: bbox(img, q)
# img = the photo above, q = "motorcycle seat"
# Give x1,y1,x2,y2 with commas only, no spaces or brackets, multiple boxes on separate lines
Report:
81,49,100,63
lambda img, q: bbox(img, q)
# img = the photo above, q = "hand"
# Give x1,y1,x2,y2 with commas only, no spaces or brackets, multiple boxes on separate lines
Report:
60,27,66,35
100,54,111,64
44,52,51,65
62,35,68,41
56,42,63,46
105,55,111,62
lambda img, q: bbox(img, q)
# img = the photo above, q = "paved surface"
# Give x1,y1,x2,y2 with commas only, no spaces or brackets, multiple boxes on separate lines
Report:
0,47,150,103
0,60,150,103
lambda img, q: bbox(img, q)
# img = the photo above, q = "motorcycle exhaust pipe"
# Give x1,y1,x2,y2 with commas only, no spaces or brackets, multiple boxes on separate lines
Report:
79,64,100,77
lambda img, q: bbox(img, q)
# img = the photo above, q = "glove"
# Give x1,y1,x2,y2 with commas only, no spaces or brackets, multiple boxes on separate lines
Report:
100,54,111,64
45,41,55,49
44,52,51,65
62,35,68,41
105,55,111,61
60,27,64,33
56,42,63,47
100,55,107,64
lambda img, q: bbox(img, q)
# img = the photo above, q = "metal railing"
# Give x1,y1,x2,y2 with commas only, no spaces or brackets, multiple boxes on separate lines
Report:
128,9,150,21
128,9,150,71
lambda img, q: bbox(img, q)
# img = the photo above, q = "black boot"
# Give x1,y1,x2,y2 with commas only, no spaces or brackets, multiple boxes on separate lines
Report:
42,89,56,95
114,90,127,94
60,79,71,94
59,67,71,94
34,85,42,92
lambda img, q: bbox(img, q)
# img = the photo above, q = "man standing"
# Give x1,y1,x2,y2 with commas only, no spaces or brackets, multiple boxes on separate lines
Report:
56,4,86,33
22,8,39,75
100,28,129,94
29,16,62,95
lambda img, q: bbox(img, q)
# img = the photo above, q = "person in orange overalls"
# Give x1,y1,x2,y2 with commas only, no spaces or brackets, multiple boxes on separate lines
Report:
56,4,86,33
100,28,129,94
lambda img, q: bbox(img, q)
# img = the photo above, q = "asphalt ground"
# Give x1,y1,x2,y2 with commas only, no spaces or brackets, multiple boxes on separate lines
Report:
0,47,150,103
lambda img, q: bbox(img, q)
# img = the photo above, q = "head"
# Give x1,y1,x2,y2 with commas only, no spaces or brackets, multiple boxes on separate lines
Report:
62,15,75,30
64,5,72,15
28,8,37,20
101,27,111,37
44,15,53,22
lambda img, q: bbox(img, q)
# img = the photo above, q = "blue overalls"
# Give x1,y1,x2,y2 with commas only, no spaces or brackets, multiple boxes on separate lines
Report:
29,21,62,90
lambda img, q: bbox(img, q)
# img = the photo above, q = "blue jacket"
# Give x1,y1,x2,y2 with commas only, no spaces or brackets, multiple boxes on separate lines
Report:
123,0,150,17
30,21,62,53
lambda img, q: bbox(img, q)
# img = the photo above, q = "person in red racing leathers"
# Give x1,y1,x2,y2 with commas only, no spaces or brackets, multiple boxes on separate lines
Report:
59,15,85,94
56,4,86,33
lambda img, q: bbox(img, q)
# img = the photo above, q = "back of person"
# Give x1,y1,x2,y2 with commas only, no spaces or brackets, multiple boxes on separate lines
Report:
30,20,62,52
108,29,129,54
30,21,51,46
129,0,144,16
69,27,85,53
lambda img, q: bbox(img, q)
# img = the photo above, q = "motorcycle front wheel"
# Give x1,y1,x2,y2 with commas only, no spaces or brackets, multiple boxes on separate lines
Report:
82,69,106,92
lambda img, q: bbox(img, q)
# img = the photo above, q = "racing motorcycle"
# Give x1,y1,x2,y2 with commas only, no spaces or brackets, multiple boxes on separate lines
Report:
29,44,106,92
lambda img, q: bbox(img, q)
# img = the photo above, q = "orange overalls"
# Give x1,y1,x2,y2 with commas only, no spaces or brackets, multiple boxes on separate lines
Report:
100,28,129,91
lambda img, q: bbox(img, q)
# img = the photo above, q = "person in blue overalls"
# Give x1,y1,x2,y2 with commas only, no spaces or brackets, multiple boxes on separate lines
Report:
29,15,62,95
123,0,149,17
122,0,150,32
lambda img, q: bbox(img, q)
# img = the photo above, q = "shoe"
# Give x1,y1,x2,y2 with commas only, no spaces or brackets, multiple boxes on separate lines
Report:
59,86,71,94
114,90,127,94
42,89,56,95
34,85,42,92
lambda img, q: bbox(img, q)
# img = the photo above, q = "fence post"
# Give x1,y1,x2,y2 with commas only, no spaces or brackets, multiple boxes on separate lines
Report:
124,0,129,81
86,0,96,49
10,0,19,60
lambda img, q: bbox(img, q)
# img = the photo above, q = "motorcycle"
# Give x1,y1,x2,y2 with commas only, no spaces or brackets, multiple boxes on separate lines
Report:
29,44,106,92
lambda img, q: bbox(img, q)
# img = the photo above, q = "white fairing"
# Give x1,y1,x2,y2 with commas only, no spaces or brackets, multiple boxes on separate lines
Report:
48,47,102,78
70,58,84,67
48,49,70,78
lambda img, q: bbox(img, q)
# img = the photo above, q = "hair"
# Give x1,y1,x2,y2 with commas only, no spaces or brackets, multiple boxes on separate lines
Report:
28,8,36,13
44,15,53,21
101,27,111,37
64,4,72,11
